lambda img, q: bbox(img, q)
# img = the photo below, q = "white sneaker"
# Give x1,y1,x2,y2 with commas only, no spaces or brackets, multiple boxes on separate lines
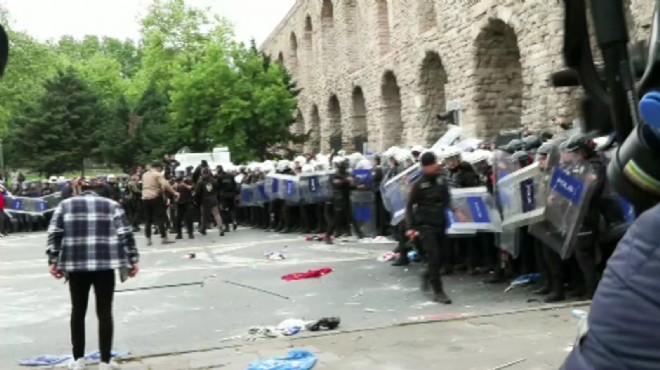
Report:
98,361,120,370
68,358,86,370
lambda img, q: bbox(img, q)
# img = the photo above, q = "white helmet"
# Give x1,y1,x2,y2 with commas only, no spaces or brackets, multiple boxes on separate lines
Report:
467,149,491,165
439,146,462,161
301,164,315,173
49,176,58,183
411,145,425,154
107,174,116,181
355,158,372,170
294,155,307,166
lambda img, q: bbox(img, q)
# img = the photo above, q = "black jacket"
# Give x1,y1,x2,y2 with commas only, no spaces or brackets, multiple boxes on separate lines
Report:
446,162,481,189
195,177,219,206
216,172,238,198
406,173,452,229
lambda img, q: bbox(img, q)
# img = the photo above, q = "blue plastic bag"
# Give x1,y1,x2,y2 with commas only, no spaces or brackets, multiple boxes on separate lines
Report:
247,350,317,370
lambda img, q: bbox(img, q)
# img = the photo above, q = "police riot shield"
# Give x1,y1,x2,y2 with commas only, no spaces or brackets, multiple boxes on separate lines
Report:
351,169,377,237
281,175,301,205
382,164,422,226
253,181,269,205
447,187,502,234
496,162,547,229
300,171,332,204
528,159,597,259
240,184,255,207
264,174,285,200
498,228,521,258
431,125,463,150
5,193,61,215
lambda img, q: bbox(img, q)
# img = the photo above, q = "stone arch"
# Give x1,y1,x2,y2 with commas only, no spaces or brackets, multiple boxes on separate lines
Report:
343,0,359,71
419,51,448,146
327,94,343,151
304,15,313,46
376,0,391,55
308,105,321,153
417,0,437,33
321,0,334,29
277,51,284,65
380,71,403,149
292,109,305,151
289,32,298,64
474,18,523,137
351,86,368,152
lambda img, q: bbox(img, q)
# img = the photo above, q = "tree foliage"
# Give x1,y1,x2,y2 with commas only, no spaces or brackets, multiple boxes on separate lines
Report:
9,67,107,176
1,0,302,173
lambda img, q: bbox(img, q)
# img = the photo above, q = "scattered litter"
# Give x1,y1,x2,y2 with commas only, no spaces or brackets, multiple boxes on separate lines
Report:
247,350,318,370
19,351,130,367
265,252,286,260
572,309,589,344
282,268,333,281
360,235,395,244
377,252,399,262
364,308,378,313
486,358,526,370
504,273,541,292
245,317,340,341
188,253,196,259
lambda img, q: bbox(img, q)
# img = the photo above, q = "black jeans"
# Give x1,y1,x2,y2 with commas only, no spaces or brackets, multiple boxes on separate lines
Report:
176,203,194,236
419,227,447,293
143,197,166,239
69,270,115,363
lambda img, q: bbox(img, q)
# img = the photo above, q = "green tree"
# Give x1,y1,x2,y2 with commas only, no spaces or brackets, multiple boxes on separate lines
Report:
134,80,180,163
170,40,304,163
8,67,107,176
0,29,60,137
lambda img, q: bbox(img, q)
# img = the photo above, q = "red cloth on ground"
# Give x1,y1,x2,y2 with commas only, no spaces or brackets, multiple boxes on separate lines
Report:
282,268,333,281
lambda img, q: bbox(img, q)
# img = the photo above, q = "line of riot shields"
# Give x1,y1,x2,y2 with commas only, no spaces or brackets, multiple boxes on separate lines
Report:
373,140,632,261
3,192,62,216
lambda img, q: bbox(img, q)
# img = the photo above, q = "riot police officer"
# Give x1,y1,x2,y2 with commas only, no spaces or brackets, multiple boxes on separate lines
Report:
216,165,238,232
406,151,455,304
326,159,354,245
562,133,606,300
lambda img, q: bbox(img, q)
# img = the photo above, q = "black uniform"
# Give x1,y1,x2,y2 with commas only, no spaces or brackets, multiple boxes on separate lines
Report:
406,172,453,303
195,176,224,235
325,166,354,243
175,179,195,238
217,171,238,230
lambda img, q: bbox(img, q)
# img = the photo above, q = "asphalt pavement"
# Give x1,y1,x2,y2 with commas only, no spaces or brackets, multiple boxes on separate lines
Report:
0,228,583,369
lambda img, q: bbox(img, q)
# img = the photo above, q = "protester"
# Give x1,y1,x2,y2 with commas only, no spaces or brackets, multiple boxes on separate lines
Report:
45,183,139,370
142,162,179,246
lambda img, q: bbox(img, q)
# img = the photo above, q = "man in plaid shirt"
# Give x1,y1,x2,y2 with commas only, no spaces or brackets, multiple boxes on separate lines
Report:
46,187,139,370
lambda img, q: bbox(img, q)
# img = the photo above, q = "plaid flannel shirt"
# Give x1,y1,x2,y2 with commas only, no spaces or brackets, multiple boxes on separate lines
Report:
46,193,139,272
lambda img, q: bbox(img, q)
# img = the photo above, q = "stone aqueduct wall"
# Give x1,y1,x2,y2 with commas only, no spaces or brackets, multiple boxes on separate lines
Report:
261,0,654,154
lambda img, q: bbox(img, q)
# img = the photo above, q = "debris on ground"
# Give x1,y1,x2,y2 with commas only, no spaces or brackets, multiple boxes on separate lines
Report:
247,349,318,370
377,252,399,262
282,268,333,281
359,236,395,244
245,317,340,341
19,351,130,367
504,273,541,292
264,252,286,260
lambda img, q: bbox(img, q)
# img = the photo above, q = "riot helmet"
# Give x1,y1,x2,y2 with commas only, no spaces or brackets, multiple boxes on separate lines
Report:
512,150,531,168
523,135,542,152
500,139,524,154
563,133,597,161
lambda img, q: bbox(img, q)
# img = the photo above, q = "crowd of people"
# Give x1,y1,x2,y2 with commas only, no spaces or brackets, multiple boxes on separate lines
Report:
3,126,629,307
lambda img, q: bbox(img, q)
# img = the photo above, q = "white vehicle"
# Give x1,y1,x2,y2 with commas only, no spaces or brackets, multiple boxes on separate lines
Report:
174,147,232,174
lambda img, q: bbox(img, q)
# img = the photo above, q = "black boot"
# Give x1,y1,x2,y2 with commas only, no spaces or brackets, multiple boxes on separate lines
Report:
532,282,552,295
175,234,183,240
433,287,452,304
545,289,566,303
